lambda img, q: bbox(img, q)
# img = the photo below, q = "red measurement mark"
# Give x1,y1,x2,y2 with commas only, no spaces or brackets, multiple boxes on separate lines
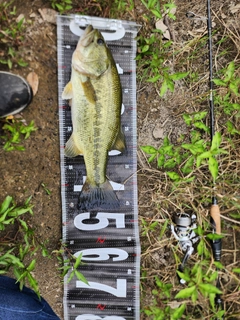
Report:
62,221,70,226
96,237,106,244
58,65,66,69
97,304,106,311
61,183,69,187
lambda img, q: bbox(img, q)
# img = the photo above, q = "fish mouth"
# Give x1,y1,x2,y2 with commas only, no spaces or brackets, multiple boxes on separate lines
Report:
80,25,95,47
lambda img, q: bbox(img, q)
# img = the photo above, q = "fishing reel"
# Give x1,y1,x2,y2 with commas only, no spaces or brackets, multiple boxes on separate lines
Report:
171,213,199,284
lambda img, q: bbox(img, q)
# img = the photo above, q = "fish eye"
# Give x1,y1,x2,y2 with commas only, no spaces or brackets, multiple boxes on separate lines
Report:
97,38,104,45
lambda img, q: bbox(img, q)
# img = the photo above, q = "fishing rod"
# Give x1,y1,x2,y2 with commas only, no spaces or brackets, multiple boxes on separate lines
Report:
185,1,224,317
207,0,224,317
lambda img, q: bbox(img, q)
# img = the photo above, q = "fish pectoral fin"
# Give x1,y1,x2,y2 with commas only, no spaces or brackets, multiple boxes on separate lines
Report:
64,134,83,157
111,128,126,153
62,81,73,100
80,76,97,104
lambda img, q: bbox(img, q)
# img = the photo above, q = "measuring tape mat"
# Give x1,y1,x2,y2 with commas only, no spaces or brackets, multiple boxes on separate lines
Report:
57,15,141,320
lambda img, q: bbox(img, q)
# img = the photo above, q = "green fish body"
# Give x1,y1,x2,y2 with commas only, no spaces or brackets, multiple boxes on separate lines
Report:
62,25,125,211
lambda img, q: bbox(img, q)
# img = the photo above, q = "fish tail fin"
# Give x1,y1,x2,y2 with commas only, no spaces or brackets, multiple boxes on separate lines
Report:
77,179,119,211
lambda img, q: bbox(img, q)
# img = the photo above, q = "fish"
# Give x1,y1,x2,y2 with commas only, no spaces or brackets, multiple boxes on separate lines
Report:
62,25,125,211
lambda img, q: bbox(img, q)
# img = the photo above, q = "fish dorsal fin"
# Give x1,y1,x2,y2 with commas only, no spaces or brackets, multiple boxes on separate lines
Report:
80,75,96,104
65,134,83,157
111,128,126,153
62,81,73,100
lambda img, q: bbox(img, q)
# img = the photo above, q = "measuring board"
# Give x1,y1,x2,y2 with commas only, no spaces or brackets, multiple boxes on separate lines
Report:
57,15,141,320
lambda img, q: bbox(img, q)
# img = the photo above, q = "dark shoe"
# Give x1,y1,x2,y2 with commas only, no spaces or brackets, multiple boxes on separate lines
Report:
0,71,33,118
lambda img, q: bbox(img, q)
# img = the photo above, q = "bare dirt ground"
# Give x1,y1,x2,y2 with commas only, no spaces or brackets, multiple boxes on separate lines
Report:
1,0,240,319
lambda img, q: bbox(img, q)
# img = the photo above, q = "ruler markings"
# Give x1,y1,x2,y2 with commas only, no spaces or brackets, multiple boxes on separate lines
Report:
57,15,140,319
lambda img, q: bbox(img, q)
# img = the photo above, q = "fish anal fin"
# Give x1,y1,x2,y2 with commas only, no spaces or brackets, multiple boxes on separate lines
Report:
65,134,83,157
62,81,73,100
111,128,126,153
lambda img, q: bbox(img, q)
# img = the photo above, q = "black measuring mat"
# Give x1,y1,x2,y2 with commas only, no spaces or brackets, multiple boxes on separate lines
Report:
57,15,140,320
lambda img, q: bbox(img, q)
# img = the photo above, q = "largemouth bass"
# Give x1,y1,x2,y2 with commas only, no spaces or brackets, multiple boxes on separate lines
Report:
62,25,125,211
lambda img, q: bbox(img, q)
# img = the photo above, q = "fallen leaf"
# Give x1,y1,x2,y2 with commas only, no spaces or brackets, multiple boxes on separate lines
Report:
27,71,39,96
229,4,240,14
16,14,25,23
155,19,171,40
38,8,57,24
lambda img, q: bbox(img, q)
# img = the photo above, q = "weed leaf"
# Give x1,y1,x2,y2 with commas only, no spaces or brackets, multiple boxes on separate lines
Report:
141,145,157,154
175,285,196,299
171,303,186,320
208,156,218,182
199,283,222,295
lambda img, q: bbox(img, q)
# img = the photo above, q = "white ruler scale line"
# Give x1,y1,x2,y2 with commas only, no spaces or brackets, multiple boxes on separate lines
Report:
57,15,141,320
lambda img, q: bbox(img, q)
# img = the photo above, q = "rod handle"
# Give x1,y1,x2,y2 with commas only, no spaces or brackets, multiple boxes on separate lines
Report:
210,203,221,234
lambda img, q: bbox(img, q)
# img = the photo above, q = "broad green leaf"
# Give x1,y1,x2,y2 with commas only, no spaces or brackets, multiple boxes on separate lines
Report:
212,79,227,86
229,81,239,96
140,145,157,154
171,303,186,320
19,219,28,231
17,59,28,67
17,17,24,30
74,253,82,269
141,44,149,53
191,287,198,303
197,239,204,255
182,156,194,174
224,61,235,82
199,283,222,295
193,111,208,121
194,121,209,132
176,270,190,282
74,270,88,284
27,273,39,298
151,9,162,18
206,233,224,240
27,259,36,272
167,171,180,181
0,196,13,214
208,271,218,282
160,79,168,97
147,74,161,83
214,261,224,269
182,143,205,155
167,79,174,92
211,132,221,151
183,114,191,126
230,213,240,219
232,268,240,273
67,271,75,283
209,292,216,310
7,58,12,69
56,3,63,11
208,156,218,182
170,71,189,81
175,285,196,299
157,154,165,167
164,158,177,169
226,120,240,135
148,154,157,163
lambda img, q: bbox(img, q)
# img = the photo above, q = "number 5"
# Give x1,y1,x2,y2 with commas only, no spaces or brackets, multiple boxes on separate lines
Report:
74,212,125,231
